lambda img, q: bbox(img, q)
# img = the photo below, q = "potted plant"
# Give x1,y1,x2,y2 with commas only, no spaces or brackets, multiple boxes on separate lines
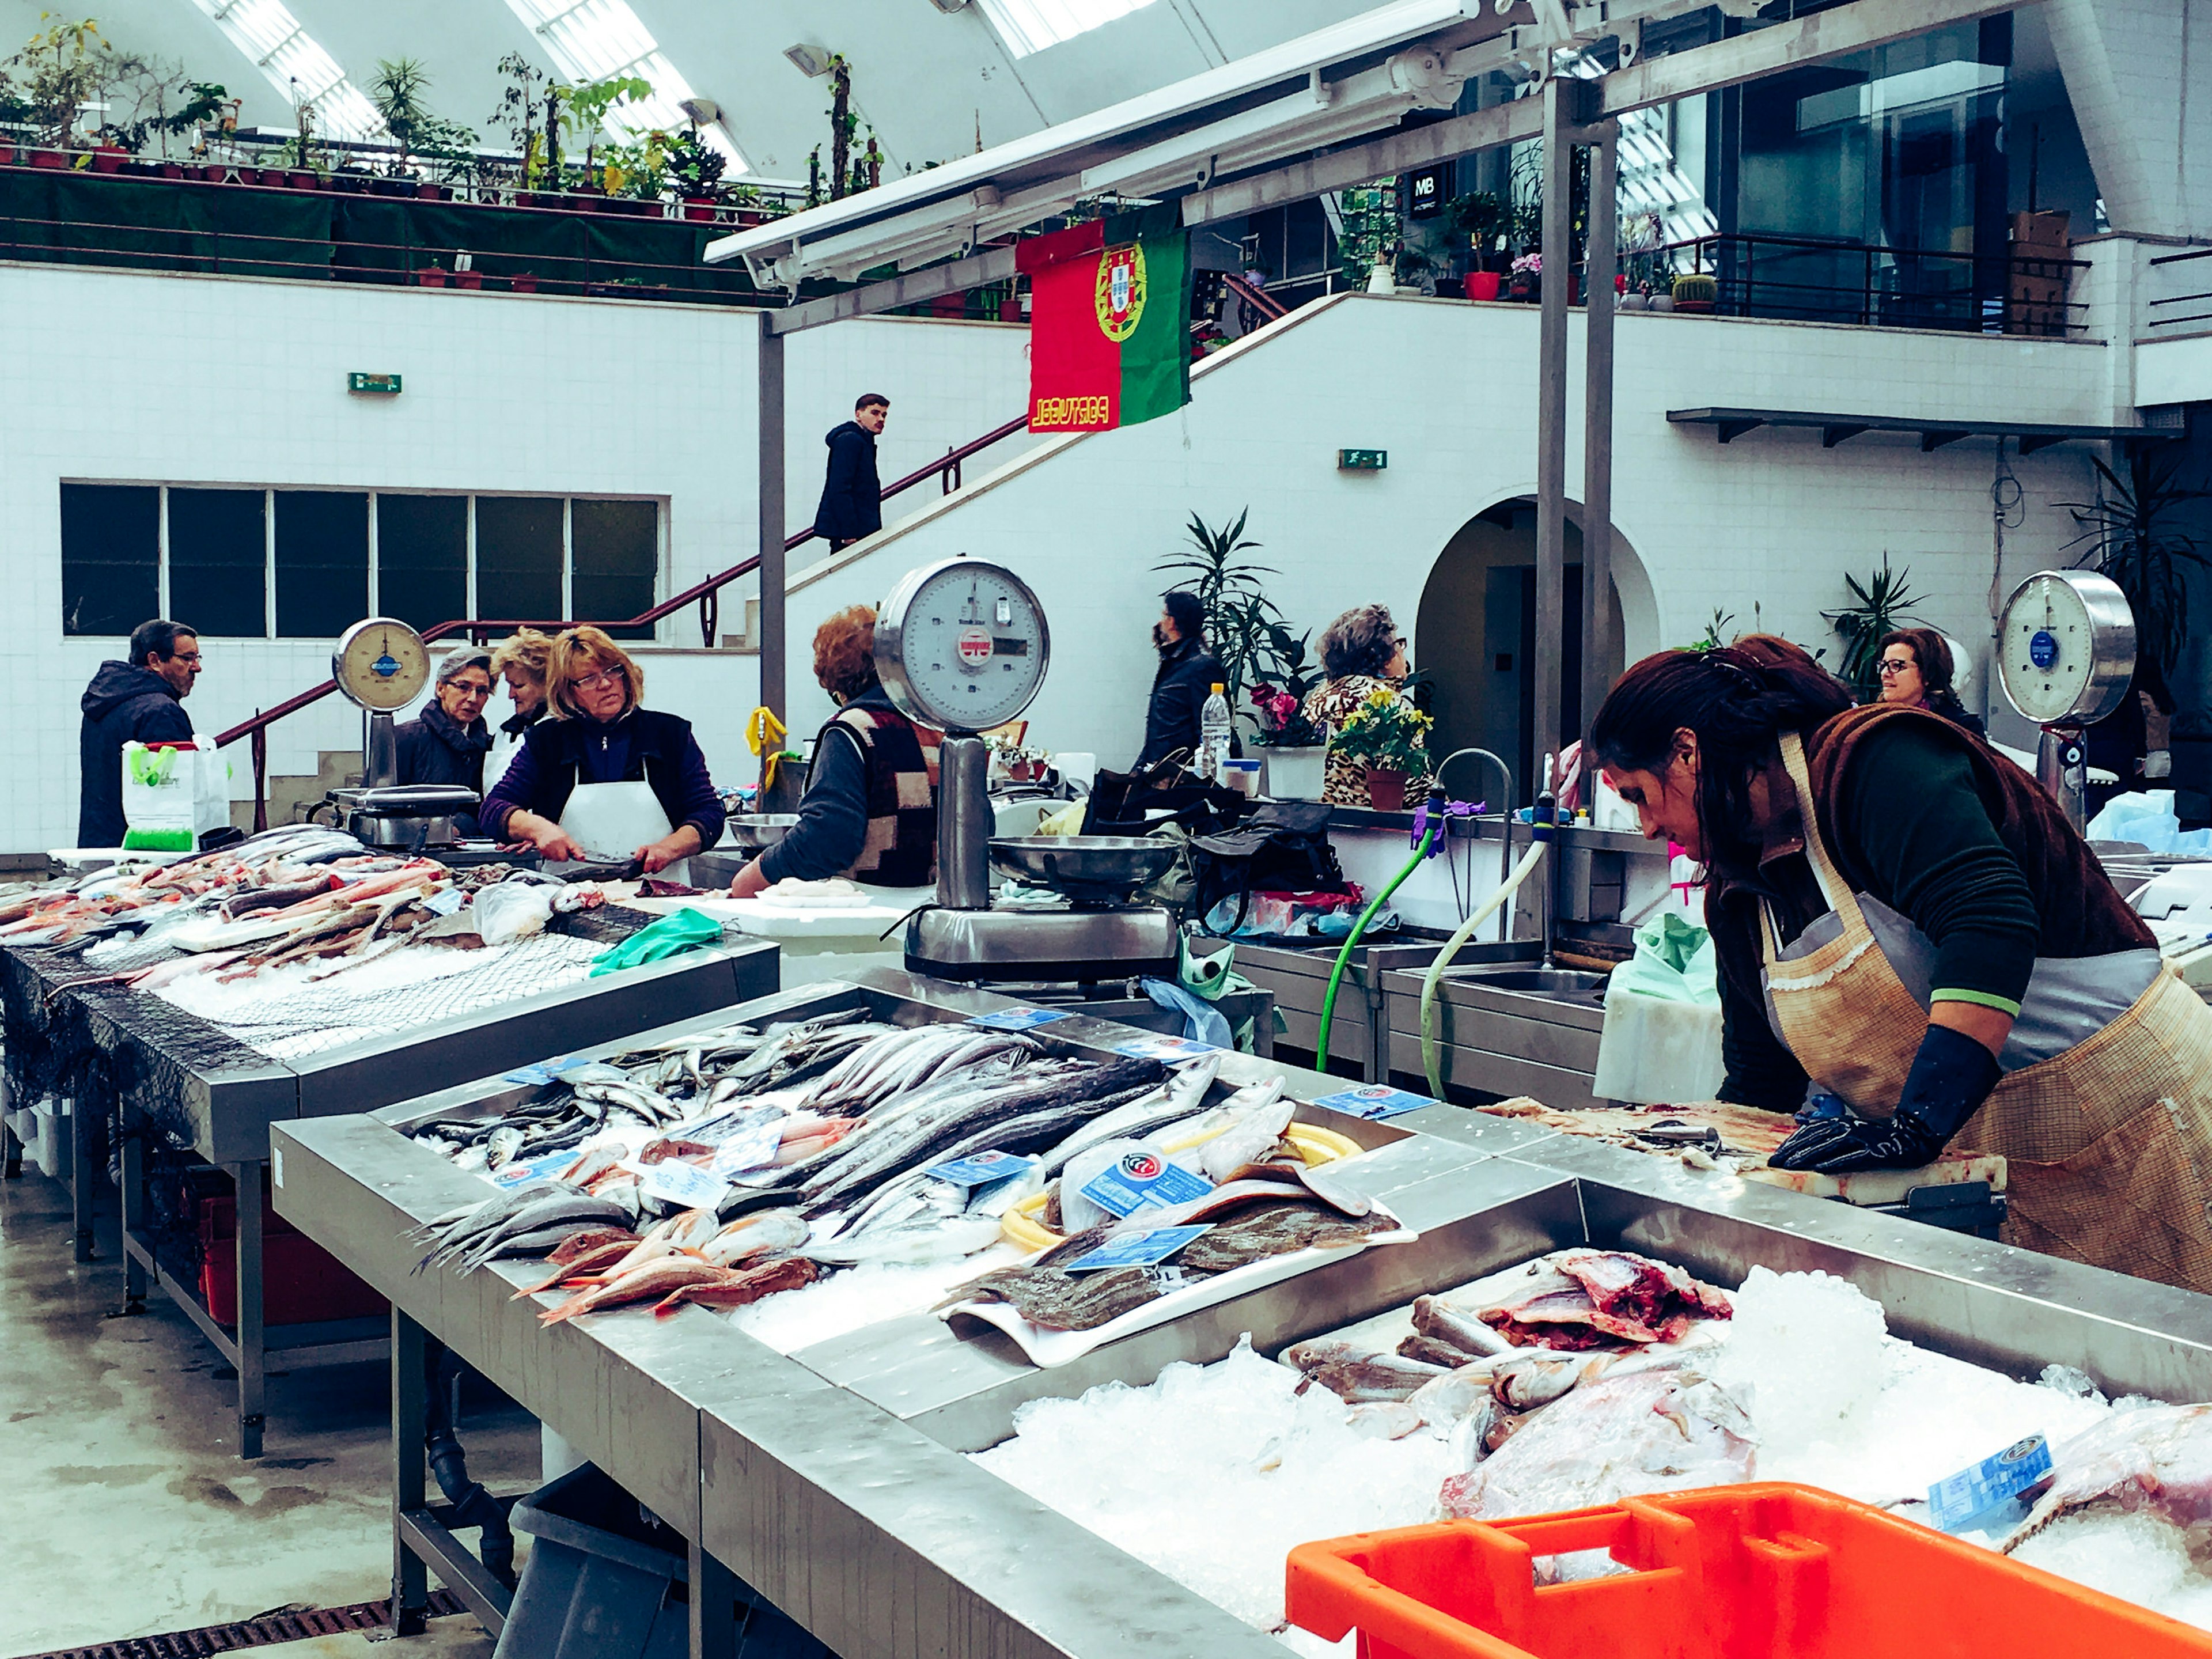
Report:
1246,622,1328,799
1672,272,1717,313
507,271,540,294
1327,686,1433,812
1508,251,1542,302
1821,554,1926,702
415,263,449,288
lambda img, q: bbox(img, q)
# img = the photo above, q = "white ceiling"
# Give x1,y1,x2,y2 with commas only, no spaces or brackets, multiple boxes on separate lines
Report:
1,0,1384,179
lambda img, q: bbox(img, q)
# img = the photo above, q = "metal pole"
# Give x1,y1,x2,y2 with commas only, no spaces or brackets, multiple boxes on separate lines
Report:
391,1308,430,1637
233,1159,266,1460
1533,77,1573,787
1580,120,1619,760
757,310,787,789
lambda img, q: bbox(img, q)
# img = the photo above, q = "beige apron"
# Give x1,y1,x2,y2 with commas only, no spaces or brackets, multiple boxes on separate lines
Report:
1759,732,2212,1296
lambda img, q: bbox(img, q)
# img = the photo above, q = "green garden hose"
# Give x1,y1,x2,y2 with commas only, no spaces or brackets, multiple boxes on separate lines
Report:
1313,821,1439,1075
1420,839,1551,1099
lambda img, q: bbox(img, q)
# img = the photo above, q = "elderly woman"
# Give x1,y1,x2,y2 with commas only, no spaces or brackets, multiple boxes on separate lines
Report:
1301,604,1427,807
730,604,934,897
393,652,495,828
482,626,725,874
1875,628,1984,737
485,628,554,796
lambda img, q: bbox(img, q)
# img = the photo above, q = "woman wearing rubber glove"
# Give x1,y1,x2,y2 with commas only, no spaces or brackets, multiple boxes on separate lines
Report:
1589,635,2212,1296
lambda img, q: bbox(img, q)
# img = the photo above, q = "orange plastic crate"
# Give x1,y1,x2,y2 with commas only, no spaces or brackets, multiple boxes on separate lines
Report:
1285,1482,2212,1659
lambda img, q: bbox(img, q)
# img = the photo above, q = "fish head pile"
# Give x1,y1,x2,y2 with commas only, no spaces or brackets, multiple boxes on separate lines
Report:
2000,1403,2212,1553
1476,1249,1733,1350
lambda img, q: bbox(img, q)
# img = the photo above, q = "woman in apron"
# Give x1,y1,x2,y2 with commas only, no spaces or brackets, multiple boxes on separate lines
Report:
729,604,935,897
482,627,725,878
1589,635,2212,1297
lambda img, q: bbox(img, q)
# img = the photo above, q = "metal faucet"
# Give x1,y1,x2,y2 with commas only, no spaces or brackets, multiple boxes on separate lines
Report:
1432,748,1515,898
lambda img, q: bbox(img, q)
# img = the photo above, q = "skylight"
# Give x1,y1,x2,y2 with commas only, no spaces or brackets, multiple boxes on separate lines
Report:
502,0,747,170
974,0,1161,59
186,0,382,140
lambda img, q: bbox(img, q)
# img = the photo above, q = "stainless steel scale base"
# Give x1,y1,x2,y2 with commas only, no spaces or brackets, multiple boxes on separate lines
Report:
904,904,1177,983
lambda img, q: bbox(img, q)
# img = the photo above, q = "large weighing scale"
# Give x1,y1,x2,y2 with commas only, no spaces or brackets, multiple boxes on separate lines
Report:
1997,570,2137,832
877,558,1181,984
323,616,485,852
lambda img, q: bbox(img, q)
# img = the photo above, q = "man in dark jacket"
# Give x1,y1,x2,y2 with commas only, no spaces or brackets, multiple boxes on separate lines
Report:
813,393,888,550
78,619,201,847
1137,590,1226,768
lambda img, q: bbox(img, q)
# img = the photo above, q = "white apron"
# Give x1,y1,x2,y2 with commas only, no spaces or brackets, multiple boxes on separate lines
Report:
556,780,688,883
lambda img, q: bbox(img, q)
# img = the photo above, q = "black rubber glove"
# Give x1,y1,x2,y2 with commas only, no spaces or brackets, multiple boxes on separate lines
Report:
1767,1024,2002,1175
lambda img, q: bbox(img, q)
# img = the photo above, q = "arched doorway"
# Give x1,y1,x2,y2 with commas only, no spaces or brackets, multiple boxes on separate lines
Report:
1414,497,1642,807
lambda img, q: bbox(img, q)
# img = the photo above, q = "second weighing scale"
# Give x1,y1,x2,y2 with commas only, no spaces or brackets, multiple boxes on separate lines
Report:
877,557,1180,984
325,616,483,851
1996,570,2136,832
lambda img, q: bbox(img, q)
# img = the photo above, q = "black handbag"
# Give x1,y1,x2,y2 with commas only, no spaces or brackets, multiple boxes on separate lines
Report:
1185,801,1352,933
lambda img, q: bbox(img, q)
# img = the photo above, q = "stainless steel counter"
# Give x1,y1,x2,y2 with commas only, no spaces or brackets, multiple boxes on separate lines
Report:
272,968,2212,1659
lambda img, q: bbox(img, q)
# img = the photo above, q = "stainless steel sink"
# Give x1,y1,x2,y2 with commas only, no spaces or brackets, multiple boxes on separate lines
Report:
1450,967,1609,996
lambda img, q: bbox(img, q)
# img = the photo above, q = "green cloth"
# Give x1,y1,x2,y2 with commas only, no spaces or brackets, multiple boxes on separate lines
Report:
0,167,331,279
1612,913,1718,1006
589,907,725,977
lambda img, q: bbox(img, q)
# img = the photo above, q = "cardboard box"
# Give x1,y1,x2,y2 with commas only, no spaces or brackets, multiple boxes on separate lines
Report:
2011,209,2071,247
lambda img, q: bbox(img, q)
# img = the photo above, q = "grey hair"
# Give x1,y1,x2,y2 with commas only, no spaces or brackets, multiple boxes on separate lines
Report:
1317,604,1399,681
435,649,494,687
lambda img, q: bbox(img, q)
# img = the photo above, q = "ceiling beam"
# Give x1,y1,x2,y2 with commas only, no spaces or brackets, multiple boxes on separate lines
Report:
767,245,1021,337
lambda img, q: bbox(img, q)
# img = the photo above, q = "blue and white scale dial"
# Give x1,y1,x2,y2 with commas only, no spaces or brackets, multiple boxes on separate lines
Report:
873,559,1050,734
332,616,432,713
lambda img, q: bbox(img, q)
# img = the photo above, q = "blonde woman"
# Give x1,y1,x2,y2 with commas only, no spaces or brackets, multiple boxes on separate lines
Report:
484,627,554,796
1301,604,1427,807
481,626,724,874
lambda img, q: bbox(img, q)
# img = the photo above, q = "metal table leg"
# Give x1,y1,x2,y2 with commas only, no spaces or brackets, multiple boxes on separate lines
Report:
72,1090,97,1262
689,1539,738,1659
114,1119,146,1316
229,1160,266,1459
1,1107,20,1179
392,1308,430,1637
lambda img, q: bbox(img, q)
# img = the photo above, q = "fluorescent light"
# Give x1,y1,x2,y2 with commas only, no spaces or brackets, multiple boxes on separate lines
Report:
784,43,834,78
184,0,383,139
974,0,1160,58
503,0,749,171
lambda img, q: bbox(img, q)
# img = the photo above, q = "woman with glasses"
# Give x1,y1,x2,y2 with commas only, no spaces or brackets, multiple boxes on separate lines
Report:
1592,634,2212,1298
1301,604,1428,807
393,651,498,832
482,626,725,877
1874,627,1986,737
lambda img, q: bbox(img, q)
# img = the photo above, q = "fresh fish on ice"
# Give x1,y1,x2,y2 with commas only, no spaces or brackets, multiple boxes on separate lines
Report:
2000,1404,2212,1553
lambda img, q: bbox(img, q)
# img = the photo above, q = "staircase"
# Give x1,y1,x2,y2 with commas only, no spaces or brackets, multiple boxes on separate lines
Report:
229,748,362,833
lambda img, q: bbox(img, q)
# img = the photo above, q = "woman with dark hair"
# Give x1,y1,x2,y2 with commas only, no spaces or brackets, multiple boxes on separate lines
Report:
1876,627,1985,737
1302,604,1426,807
1137,589,1228,769
1589,634,2212,1296
729,604,935,897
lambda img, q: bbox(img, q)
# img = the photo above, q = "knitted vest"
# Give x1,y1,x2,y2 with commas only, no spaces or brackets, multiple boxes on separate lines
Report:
824,704,936,885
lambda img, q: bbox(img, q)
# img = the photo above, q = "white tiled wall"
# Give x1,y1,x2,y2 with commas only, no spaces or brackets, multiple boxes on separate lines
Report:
2045,0,2212,242
786,294,2111,770
0,262,1033,852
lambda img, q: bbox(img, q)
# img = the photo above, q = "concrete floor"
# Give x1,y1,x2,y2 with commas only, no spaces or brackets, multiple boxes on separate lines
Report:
0,1165,539,1658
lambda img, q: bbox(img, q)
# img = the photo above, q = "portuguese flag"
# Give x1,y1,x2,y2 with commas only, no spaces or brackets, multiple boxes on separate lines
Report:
1018,203,1191,434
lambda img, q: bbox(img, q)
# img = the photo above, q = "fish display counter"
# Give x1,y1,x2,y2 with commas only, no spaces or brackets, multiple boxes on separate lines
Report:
270,969,2212,1658
0,827,781,1459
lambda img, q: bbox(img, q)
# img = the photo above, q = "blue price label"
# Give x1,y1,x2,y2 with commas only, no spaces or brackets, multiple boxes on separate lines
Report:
2028,628,2059,671
1062,1224,1212,1274
927,1150,1037,1188
1078,1151,1213,1218
967,1007,1071,1031
492,1149,576,1188
1111,1034,1220,1060
1313,1085,1437,1121
1927,1433,2052,1532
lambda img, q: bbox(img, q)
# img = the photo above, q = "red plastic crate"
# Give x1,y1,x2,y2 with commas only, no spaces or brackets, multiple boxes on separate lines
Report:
1285,1482,2212,1659
196,1193,387,1328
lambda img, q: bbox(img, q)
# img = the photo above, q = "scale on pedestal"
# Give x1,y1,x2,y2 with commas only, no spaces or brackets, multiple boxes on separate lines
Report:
1996,570,2137,832
877,557,1181,984
324,616,482,849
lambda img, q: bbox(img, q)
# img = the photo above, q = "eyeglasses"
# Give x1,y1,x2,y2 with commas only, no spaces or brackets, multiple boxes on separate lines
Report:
449,680,493,698
1876,659,1914,677
571,668,623,693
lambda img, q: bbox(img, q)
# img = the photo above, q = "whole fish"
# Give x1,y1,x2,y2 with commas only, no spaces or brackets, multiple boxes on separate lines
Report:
653,1256,819,1315
1412,1294,1517,1359
1036,1052,1222,1177
1175,1201,1397,1271
937,1224,1167,1332
1399,1334,1480,1369
412,1182,579,1268
452,1194,634,1273
2000,1404,2212,1554
539,1256,733,1324
1293,1350,1454,1404
700,1210,811,1267
511,1237,643,1298
1197,1079,1294,1184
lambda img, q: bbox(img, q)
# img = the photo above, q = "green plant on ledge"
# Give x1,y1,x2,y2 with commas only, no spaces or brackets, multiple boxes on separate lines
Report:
1823,555,1925,701
1328,685,1433,775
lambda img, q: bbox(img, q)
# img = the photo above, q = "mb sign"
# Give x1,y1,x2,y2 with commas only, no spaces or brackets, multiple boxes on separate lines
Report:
1407,166,1444,219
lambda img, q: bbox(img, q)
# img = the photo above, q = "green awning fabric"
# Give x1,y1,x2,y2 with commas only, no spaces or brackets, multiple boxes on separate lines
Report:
0,168,332,279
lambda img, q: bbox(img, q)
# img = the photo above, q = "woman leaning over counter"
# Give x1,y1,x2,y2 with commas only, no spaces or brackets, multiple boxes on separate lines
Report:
482,626,724,876
1589,634,2212,1296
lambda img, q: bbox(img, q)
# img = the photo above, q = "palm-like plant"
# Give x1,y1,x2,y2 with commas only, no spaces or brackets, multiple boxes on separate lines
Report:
2061,449,2211,689
1823,555,1925,700
369,58,433,173
1153,510,1278,709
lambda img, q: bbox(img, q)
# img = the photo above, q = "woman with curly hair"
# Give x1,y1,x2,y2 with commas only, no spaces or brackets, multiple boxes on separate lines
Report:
729,603,935,897
484,627,555,794
1301,604,1427,806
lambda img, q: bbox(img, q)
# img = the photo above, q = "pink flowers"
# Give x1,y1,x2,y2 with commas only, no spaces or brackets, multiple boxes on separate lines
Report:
1249,686,1300,727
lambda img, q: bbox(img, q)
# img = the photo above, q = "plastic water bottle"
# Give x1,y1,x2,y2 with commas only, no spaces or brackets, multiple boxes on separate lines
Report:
1198,683,1232,782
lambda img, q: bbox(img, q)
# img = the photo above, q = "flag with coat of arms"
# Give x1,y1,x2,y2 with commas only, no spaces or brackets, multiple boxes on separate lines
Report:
1016,203,1191,434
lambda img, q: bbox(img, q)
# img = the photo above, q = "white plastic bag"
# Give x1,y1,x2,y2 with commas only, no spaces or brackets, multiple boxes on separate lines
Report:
468,882,556,944
120,738,229,851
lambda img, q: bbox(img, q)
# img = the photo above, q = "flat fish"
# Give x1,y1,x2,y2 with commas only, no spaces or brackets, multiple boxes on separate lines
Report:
1294,1351,1453,1404
1101,1171,1370,1238
937,1225,1164,1332
1175,1201,1397,1271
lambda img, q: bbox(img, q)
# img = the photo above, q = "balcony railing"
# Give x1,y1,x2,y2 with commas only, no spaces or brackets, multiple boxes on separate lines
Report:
2147,246,2212,335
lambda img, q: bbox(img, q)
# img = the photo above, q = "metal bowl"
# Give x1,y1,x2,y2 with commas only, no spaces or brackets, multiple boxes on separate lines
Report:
724,813,800,851
988,835,1177,902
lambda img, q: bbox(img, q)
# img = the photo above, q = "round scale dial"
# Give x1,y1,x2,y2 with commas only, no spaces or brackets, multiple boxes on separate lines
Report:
874,559,1049,734
332,618,431,712
1997,570,2135,726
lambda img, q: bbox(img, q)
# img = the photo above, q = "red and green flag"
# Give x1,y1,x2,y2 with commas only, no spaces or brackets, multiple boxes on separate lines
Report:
1018,203,1190,434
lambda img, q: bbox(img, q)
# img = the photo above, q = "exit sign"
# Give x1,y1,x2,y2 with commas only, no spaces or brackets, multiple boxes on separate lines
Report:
348,372,403,396
1338,448,1387,471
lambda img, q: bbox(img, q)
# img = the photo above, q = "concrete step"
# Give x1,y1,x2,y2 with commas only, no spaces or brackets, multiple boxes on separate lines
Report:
232,748,362,832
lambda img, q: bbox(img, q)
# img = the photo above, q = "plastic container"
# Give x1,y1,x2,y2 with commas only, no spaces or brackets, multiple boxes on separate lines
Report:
1284,1482,2212,1659
1198,683,1232,783
197,1192,387,1328
31,1094,71,1182
497,1464,689,1659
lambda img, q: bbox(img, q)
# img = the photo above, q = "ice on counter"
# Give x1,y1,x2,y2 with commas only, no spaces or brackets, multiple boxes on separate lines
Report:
968,1263,2212,1652
724,1244,1028,1354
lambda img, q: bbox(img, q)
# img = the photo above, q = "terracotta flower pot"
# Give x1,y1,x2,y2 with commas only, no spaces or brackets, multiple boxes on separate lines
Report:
453,270,483,290
415,266,449,287
90,146,126,174
682,196,716,222
930,291,968,319
416,181,449,200
1463,270,1502,302
998,298,1024,323
1365,767,1411,813
31,149,71,171
507,272,540,294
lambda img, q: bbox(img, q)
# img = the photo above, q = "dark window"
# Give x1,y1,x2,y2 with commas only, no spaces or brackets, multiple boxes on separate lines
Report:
571,499,657,641
167,487,266,637
376,495,467,634
59,483,158,636
275,491,369,639
475,497,563,624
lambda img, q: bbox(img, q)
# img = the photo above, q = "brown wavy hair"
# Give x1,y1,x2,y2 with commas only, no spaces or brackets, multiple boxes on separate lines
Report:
547,626,645,719
489,627,554,696
1590,634,1853,878
813,605,881,704
1877,627,1956,698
